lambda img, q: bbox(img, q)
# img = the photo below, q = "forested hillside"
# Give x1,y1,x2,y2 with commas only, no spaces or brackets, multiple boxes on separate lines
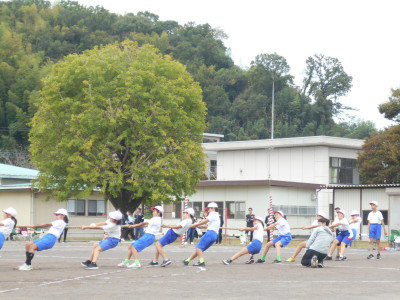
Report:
0,0,376,165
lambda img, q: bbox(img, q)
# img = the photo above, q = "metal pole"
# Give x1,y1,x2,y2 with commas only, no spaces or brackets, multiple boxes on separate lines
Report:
271,76,275,140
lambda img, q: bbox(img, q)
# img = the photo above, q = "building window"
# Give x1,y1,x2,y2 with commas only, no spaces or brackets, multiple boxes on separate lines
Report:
174,202,181,219
226,201,245,219
272,205,316,216
210,160,217,180
187,201,203,218
330,157,359,184
88,200,106,216
67,199,85,216
362,210,388,225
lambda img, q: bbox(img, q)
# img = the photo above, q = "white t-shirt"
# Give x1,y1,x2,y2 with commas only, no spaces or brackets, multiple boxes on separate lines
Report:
368,211,384,224
337,217,351,232
350,217,362,232
310,219,319,234
47,219,66,238
0,218,15,238
103,219,121,239
173,218,193,236
206,211,220,233
276,217,290,235
253,222,264,242
145,216,161,235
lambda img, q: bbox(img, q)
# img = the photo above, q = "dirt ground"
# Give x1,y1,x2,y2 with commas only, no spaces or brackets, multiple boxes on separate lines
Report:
1,240,399,300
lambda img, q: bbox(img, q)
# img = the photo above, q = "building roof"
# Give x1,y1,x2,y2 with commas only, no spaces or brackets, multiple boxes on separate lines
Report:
202,136,364,151
198,179,323,189
0,163,39,180
325,183,400,189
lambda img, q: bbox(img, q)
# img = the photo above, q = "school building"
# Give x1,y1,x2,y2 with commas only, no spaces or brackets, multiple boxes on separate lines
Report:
1,135,399,239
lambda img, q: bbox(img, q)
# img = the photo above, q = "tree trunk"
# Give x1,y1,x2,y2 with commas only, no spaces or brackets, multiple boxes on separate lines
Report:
106,189,145,214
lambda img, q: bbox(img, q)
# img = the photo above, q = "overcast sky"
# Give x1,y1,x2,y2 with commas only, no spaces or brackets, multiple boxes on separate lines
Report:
75,0,400,130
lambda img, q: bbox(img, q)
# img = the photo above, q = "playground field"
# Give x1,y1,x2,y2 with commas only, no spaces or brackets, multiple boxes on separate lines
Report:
1,241,399,300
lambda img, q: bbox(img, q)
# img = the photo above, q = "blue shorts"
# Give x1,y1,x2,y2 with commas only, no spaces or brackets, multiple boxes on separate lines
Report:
99,237,119,251
369,224,382,239
348,228,357,246
158,229,179,247
131,233,155,252
34,233,57,251
196,230,218,252
246,239,262,255
336,230,351,246
0,232,4,250
273,233,292,247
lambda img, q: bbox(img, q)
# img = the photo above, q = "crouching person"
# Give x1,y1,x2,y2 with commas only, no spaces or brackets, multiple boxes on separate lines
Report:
301,217,333,268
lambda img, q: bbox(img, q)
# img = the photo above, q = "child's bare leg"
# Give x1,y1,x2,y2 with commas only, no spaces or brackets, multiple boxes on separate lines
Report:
231,247,249,261
131,247,139,260
376,239,381,254
291,241,306,258
89,242,99,261
275,242,282,257
155,242,167,260
262,241,274,256
126,244,133,260
196,248,204,260
369,238,374,254
328,240,339,256
91,244,102,263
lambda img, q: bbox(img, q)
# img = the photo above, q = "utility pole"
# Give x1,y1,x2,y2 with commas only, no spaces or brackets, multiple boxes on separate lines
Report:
271,76,275,140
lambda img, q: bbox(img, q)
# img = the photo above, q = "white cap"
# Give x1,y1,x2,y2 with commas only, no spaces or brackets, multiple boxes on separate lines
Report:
207,202,218,208
109,210,123,221
54,208,68,216
183,208,195,216
351,210,359,216
317,212,326,218
337,210,346,216
152,205,164,213
3,207,17,217
369,201,378,206
274,210,284,216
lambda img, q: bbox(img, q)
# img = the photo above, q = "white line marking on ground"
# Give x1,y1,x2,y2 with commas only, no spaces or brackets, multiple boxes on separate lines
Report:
0,288,20,294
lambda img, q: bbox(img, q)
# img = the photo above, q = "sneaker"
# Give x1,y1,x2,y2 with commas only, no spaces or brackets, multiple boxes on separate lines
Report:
18,263,32,271
317,261,324,268
182,259,190,266
255,258,265,263
127,262,141,269
81,260,91,267
222,259,232,265
273,259,282,264
117,260,129,268
286,257,295,262
245,257,255,264
121,238,125,241
325,256,332,261
191,242,194,245
85,262,99,270
160,259,172,267
336,256,345,261
193,261,205,267
343,256,347,260
149,261,158,266
367,254,374,259
311,255,318,268
377,253,381,259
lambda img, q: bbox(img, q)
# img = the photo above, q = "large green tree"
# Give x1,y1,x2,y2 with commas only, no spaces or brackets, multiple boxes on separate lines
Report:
29,41,207,211
358,125,400,184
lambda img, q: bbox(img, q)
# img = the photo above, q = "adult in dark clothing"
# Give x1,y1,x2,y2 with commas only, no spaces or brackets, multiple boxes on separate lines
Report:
246,208,255,242
134,207,145,240
217,215,224,244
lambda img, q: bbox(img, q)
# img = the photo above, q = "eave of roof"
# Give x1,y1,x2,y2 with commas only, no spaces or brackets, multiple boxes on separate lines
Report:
198,179,323,189
202,136,364,151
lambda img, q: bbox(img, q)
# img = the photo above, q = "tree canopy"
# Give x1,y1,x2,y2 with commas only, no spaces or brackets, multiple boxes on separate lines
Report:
29,41,207,211
0,0,377,167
